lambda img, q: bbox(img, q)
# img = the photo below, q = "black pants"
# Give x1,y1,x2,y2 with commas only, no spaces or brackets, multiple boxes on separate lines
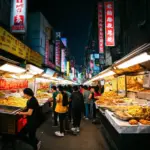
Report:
18,124,38,150
93,103,96,119
59,113,66,133
68,105,72,121
72,108,82,127
54,111,58,126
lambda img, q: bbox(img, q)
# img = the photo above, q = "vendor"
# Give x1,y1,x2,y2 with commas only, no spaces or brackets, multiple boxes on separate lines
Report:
17,88,41,150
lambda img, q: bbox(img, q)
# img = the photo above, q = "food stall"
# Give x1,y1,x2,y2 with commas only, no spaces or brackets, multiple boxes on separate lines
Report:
84,44,150,150
0,63,28,135
0,63,57,135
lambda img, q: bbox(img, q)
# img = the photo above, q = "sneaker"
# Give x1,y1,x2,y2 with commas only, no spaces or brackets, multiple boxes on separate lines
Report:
37,141,41,150
76,127,80,133
71,127,76,132
55,131,64,137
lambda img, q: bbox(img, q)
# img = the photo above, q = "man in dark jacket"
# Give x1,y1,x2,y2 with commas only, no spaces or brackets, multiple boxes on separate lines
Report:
70,86,84,133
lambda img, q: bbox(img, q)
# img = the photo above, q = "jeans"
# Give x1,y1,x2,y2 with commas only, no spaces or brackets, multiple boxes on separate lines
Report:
93,102,96,119
68,103,72,121
54,111,58,126
90,101,96,119
18,124,38,150
72,108,82,127
59,113,66,133
85,103,90,118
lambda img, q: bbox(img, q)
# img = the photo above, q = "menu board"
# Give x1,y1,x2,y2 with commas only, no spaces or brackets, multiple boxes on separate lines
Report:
112,78,117,92
118,75,126,97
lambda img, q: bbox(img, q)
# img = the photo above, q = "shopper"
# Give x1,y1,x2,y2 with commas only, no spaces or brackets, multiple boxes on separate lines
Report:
64,86,72,122
89,87,95,120
71,86,84,133
79,85,84,94
93,86,101,123
17,88,41,150
49,86,59,127
55,86,68,137
83,86,90,120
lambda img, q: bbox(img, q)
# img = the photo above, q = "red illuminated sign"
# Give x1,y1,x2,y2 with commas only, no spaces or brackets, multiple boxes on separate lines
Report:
55,40,61,67
104,1,115,46
98,2,104,53
45,40,55,69
11,0,27,33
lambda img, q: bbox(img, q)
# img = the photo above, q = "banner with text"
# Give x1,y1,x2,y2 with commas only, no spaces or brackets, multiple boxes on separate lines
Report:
98,2,104,53
10,0,27,33
61,49,65,73
55,40,61,69
104,1,115,46
45,40,55,69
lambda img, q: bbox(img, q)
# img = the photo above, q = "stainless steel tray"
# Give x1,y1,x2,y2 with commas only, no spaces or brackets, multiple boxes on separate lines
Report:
0,105,22,114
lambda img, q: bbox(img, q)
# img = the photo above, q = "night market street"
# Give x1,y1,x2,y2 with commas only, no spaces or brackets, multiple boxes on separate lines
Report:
0,115,110,150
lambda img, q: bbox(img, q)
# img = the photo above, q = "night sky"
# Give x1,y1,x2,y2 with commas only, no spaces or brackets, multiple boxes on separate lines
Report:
29,0,95,65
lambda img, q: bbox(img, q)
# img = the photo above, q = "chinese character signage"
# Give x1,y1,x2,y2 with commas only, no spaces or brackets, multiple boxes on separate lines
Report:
45,40,55,69
11,0,27,33
67,61,70,76
98,2,104,53
61,49,66,73
104,1,115,46
55,40,61,67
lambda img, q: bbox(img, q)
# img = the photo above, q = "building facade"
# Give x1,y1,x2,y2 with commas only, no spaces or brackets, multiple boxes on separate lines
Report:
0,0,11,29
119,0,150,55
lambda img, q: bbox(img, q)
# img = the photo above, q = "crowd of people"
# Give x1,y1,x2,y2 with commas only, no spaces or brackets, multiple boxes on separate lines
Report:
16,84,103,150
50,85,103,137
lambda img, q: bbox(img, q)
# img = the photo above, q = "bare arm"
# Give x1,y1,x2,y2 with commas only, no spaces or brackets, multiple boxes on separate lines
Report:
18,109,33,116
89,93,92,100
56,94,60,102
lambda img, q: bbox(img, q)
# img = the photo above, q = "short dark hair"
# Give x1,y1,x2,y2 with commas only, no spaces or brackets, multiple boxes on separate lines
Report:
58,85,64,92
83,85,88,90
23,88,34,97
51,86,57,91
73,86,78,91
94,86,99,93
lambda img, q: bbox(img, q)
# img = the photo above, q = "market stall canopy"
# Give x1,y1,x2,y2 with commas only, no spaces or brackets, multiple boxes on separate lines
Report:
113,43,150,74
84,67,115,85
0,63,26,74
26,64,44,75
42,68,55,79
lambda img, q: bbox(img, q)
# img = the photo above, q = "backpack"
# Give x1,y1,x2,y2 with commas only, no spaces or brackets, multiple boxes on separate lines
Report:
62,92,69,106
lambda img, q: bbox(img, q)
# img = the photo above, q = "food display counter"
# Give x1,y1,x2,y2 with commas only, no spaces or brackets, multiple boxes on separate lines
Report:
94,53,150,149
0,64,54,136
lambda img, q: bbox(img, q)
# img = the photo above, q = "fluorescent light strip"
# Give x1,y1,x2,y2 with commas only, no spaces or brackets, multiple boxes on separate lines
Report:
117,52,150,69
0,64,26,74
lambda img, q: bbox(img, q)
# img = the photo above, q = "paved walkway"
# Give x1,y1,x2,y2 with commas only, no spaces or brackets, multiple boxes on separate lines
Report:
0,116,110,150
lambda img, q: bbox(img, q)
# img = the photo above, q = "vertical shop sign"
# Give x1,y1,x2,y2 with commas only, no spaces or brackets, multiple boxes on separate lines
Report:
45,40,49,65
61,49,65,73
104,1,115,46
67,61,70,76
45,40,55,69
98,2,104,53
55,40,61,67
11,0,27,33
